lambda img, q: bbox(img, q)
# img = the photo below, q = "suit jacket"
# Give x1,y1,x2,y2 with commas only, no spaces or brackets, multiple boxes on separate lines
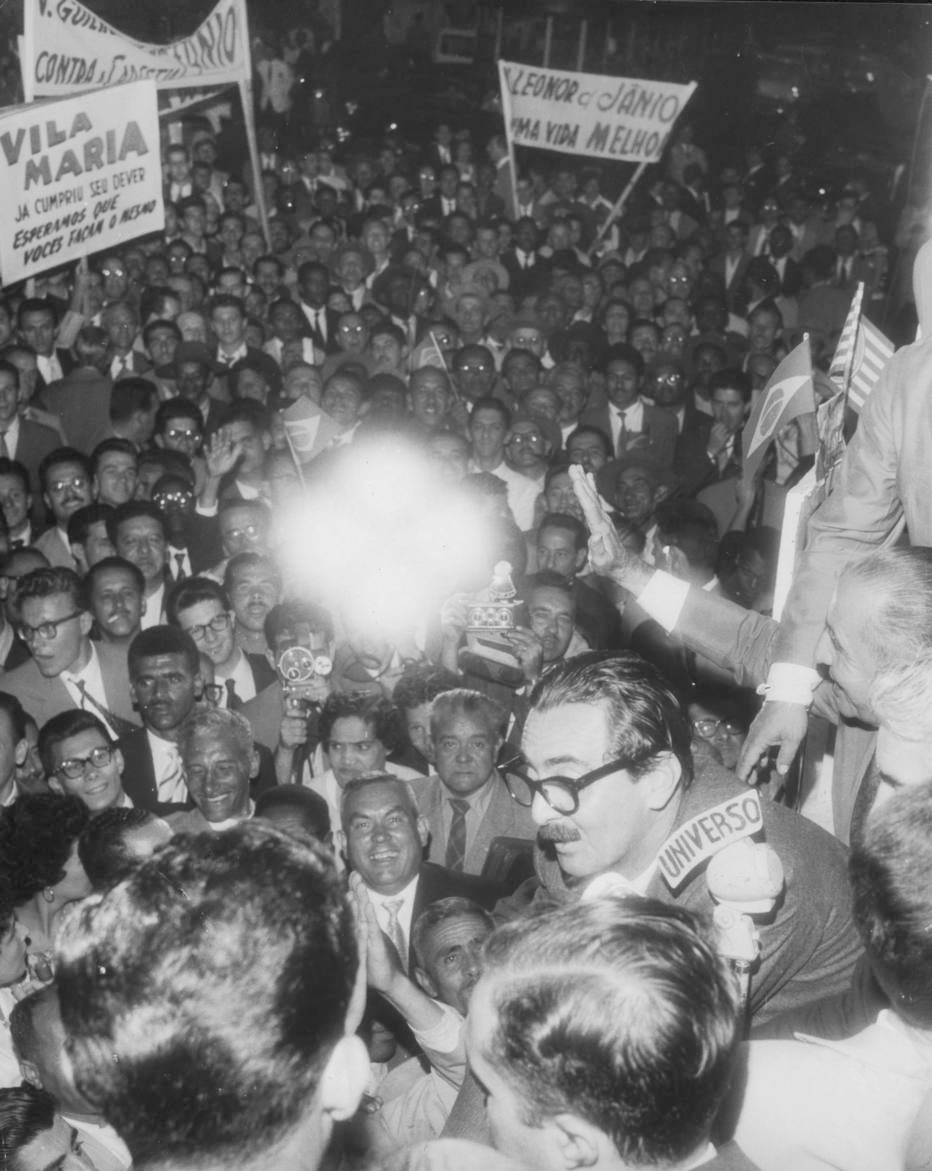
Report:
3,641,140,731
41,368,114,455
294,303,340,355
32,526,73,569
501,249,551,300
1,633,30,673
418,772,537,877
118,724,277,816
674,405,716,495
34,348,76,396
12,419,60,495
580,401,678,470
711,252,752,313
170,513,224,575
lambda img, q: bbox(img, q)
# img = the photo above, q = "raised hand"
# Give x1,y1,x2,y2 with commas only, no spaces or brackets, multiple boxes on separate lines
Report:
569,463,635,580
204,428,243,480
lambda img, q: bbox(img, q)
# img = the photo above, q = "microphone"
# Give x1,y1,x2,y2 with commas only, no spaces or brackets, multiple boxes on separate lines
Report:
706,839,784,1002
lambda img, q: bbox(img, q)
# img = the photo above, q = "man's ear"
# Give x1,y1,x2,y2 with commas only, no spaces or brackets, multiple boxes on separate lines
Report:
318,1034,370,1123
654,485,671,506
573,547,587,573
413,964,438,999
139,596,148,617
13,738,28,768
19,1060,42,1090
336,830,347,859
551,1112,610,1170
192,671,204,701
48,776,64,795
249,747,260,780
416,815,430,850
79,611,94,638
644,751,683,812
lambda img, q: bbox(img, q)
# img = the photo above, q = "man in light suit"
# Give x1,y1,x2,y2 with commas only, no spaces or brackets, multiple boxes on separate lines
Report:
418,690,536,878
3,566,139,735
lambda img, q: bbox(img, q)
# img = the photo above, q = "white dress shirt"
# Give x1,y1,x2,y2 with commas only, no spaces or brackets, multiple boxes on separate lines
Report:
367,872,419,960
61,645,115,736
147,730,189,805
608,397,645,453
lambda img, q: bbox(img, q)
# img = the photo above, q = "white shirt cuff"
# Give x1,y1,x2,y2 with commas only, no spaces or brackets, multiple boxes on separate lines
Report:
195,501,218,518
413,1002,464,1054
756,662,821,705
635,570,690,634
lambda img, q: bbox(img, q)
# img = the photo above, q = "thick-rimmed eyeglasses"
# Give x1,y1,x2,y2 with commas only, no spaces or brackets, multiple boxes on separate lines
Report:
18,610,82,644
54,744,115,780
184,612,232,642
503,753,644,816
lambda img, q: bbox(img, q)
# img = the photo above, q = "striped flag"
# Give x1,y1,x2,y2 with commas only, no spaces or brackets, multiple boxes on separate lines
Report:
741,338,814,486
282,396,341,466
829,282,895,413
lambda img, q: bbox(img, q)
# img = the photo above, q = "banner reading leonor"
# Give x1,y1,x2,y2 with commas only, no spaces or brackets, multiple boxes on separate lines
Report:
23,0,249,100
498,61,696,163
0,80,163,283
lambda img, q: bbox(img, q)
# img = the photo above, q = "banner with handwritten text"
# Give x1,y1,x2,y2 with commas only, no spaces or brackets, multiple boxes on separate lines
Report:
23,0,249,99
498,61,696,163
0,81,163,283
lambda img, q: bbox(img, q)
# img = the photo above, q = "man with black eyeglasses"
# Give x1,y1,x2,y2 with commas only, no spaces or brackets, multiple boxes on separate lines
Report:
40,710,131,813
499,651,860,1030
3,567,138,735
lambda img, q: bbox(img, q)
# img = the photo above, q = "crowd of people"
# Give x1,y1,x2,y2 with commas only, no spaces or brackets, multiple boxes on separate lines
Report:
0,91,927,1171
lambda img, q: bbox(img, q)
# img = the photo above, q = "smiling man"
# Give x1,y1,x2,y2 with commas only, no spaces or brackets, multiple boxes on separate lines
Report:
169,707,258,832
339,775,499,971
40,710,129,814
500,652,859,1028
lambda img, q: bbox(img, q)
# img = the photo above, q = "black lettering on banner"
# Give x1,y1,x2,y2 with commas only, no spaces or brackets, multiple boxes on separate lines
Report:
658,790,764,891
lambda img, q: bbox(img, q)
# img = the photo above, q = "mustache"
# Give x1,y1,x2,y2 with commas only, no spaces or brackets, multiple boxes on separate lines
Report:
538,822,581,844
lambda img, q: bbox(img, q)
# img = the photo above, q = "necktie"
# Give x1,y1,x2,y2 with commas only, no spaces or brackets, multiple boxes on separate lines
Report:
446,798,470,872
0,432,8,459
383,898,407,967
224,678,240,711
159,744,189,805
72,679,137,738
315,309,326,343
174,552,187,581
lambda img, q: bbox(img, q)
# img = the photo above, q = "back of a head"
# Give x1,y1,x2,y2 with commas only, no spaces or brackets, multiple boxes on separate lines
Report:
77,807,162,890
841,546,932,674
475,897,739,1166
850,782,932,1029
0,1085,58,1170
55,823,358,1168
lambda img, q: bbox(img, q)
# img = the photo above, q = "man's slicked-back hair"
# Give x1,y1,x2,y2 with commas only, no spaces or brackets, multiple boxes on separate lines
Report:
429,688,508,741
339,772,420,826
411,896,494,971
528,651,694,787
12,567,87,620
178,706,253,763
841,546,932,675
0,1085,58,1167
477,897,739,1165
55,825,357,1168
850,782,932,1029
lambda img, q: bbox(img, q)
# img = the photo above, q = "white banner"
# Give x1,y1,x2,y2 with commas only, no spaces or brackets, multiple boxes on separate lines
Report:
0,81,164,283
23,0,250,99
499,61,696,164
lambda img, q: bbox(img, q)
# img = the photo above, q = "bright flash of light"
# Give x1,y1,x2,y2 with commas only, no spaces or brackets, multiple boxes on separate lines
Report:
278,438,494,645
